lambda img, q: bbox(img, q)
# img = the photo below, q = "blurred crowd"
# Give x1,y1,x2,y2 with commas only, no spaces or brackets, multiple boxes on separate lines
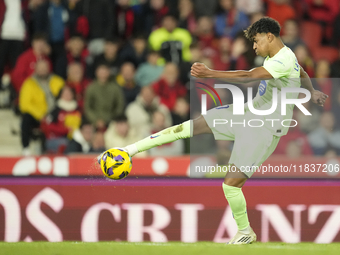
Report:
0,0,340,158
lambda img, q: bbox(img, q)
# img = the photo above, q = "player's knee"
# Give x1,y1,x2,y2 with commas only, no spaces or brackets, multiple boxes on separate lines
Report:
193,116,211,135
223,177,245,188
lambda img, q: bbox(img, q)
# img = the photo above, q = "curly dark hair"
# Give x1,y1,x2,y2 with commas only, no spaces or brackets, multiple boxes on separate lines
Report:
244,17,281,41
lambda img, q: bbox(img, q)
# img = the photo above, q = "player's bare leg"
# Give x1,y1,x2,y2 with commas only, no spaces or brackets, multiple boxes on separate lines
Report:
193,118,256,244
192,115,213,135
223,166,256,244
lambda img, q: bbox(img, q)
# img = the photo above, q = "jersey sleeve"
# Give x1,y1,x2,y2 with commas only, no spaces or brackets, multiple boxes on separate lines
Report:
263,57,291,80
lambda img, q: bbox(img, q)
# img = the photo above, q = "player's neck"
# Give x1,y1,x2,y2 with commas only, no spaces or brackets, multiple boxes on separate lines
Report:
268,39,285,58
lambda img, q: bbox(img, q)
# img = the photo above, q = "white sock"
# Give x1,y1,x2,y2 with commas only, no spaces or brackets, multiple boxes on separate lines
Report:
239,225,251,235
125,144,138,157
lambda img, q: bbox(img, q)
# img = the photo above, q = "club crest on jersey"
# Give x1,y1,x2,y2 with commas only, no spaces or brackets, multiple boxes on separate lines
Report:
259,80,267,96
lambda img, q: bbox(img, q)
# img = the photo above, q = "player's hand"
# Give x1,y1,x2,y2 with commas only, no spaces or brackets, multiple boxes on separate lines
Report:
191,62,213,78
311,90,328,107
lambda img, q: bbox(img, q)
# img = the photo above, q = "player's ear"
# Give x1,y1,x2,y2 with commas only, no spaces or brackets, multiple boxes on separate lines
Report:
267,33,274,43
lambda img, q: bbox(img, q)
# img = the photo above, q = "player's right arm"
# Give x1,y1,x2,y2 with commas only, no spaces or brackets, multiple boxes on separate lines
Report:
190,62,273,84
300,65,328,107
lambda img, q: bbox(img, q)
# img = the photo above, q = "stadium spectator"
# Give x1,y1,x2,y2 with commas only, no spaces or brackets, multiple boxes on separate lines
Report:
26,1,46,39
28,0,45,11
138,0,169,36
305,0,339,25
84,64,125,131
74,0,114,55
115,62,140,106
178,0,197,34
149,111,184,156
66,35,88,67
91,131,106,153
214,0,249,39
250,12,265,25
211,36,249,71
34,0,70,68
265,0,295,27
0,0,26,89
211,37,233,66
149,14,192,63
195,16,218,58
41,86,82,153
113,0,136,40
193,0,218,17
65,62,90,111
64,117,95,154
285,140,303,159
55,35,89,78
104,115,146,157
282,19,305,51
119,35,148,68
135,51,164,87
152,62,187,111
305,0,339,44
89,38,121,78
19,59,64,155
11,33,52,93
126,86,172,136
294,44,315,77
67,0,83,37
171,97,190,125
308,111,340,155
314,59,332,111
236,0,263,15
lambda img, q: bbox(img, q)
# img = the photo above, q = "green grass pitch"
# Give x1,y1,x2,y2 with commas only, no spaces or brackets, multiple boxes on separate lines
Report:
1,242,340,255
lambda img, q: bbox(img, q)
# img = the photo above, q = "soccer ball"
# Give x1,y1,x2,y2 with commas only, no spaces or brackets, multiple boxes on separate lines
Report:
99,148,132,180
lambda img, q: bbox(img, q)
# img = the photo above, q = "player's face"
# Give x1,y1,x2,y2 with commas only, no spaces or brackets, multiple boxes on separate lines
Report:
252,33,270,57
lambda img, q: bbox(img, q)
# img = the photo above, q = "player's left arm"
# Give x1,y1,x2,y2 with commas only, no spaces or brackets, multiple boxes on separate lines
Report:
300,65,328,107
190,62,273,84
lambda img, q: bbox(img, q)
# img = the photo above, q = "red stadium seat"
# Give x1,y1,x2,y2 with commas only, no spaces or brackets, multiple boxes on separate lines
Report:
300,21,322,52
312,46,339,63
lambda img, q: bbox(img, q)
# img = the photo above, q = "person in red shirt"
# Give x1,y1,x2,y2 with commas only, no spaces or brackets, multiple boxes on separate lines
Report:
41,85,82,153
114,0,136,40
140,0,169,36
305,0,339,25
11,33,52,92
195,16,218,58
265,0,295,27
65,62,90,111
212,36,249,71
55,35,89,79
152,62,187,111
